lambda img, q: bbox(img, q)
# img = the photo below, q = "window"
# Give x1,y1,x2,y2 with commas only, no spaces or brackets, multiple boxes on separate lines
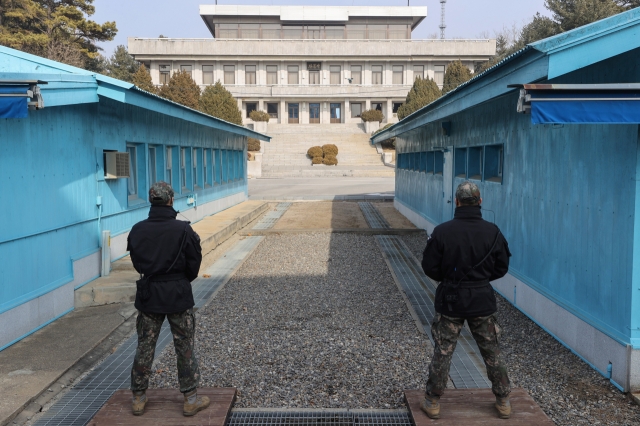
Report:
372,102,383,112
288,65,299,85
307,25,322,39
434,65,445,86
350,65,362,84
202,65,213,84
214,149,222,184
392,65,404,85
240,23,259,39
330,66,341,85
419,152,426,172
372,65,383,85
224,65,235,84
192,148,200,189
246,102,257,118
148,146,157,185
434,151,444,175
468,146,483,180
309,71,320,85
414,65,425,81
267,102,278,118
392,102,403,113
262,24,281,39
351,103,362,118
180,65,192,77
347,25,366,39
204,149,210,186
127,145,138,200
369,24,387,39
389,25,408,39
180,147,188,190
159,65,170,84
219,23,238,38
484,144,504,183
325,26,345,39
166,147,174,186
283,26,302,39
455,148,467,177
426,151,435,173
266,65,278,85
245,65,256,85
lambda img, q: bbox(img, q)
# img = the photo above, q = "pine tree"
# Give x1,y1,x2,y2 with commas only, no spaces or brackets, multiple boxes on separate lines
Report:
442,60,473,95
0,0,117,70
397,77,442,120
545,0,624,32
158,70,201,110
132,64,156,94
105,45,138,82
199,81,243,125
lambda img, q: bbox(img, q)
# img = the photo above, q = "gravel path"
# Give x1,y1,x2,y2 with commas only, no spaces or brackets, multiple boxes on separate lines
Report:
401,234,640,426
150,233,430,408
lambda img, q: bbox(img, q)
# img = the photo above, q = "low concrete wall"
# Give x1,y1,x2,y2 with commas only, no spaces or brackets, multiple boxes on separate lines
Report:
248,153,262,178
364,121,380,134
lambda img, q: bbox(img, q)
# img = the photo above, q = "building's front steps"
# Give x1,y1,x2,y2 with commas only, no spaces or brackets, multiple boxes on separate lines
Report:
260,123,395,177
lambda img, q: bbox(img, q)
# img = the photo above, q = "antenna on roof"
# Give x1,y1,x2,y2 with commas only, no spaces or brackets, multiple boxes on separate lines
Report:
440,0,447,39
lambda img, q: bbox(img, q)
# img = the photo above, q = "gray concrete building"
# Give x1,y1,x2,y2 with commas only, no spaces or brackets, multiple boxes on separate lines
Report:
128,5,496,126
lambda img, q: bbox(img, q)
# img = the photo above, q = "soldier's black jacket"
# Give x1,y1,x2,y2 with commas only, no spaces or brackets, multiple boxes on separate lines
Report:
422,205,511,318
127,205,202,314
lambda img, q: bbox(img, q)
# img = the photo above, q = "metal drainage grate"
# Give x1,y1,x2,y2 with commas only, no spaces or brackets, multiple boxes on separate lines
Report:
34,237,264,426
252,202,292,230
359,202,390,229
375,235,491,389
226,410,413,426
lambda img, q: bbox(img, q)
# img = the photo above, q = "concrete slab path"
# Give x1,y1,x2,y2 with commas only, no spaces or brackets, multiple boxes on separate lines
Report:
248,177,394,200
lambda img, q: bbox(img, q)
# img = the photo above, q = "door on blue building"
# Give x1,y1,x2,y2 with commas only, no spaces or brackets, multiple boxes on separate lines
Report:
442,147,454,221
288,103,299,124
309,103,320,123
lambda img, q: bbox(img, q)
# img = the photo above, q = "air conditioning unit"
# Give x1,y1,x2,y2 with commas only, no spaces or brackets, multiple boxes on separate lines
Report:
104,151,130,179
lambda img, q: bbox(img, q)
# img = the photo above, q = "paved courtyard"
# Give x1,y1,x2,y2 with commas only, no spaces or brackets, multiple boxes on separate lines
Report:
248,177,395,200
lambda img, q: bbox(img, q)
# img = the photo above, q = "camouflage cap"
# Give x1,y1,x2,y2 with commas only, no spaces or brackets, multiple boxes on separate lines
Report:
455,181,481,205
149,181,174,205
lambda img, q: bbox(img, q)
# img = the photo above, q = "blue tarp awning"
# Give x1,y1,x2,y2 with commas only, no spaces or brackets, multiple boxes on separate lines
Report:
0,85,29,119
514,84,640,125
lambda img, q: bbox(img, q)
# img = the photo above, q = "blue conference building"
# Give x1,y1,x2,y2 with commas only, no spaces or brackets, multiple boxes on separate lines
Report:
372,9,640,391
0,47,268,351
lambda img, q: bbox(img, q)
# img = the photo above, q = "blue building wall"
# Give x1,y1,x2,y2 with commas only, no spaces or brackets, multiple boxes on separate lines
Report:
0,47,266,350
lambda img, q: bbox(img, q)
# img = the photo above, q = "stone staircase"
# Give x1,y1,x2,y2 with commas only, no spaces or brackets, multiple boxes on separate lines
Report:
260,123,395,177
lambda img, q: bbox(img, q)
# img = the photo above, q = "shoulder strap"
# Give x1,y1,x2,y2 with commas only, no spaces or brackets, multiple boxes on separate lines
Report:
452,228,502,286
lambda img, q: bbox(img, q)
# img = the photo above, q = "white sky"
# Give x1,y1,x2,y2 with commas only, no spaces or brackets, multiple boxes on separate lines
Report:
92,0,551,56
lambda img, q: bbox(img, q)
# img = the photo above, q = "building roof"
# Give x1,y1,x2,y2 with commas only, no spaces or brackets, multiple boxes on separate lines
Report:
0,45,270,141
371,7,640,144
199,5,427,35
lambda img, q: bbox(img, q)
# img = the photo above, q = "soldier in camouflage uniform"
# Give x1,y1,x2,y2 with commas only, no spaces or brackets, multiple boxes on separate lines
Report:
127,181,209,417
421,181,512,419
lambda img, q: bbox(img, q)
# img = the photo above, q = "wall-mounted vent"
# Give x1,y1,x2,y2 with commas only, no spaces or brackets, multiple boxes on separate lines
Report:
104,151,130,179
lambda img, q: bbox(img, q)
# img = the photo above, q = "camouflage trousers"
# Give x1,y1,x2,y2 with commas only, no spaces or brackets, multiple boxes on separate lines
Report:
131,309,200,393
426,313,510,398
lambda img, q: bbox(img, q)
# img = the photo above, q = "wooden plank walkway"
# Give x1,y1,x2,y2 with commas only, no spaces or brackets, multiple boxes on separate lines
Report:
88,388,236,426
405,388,554,425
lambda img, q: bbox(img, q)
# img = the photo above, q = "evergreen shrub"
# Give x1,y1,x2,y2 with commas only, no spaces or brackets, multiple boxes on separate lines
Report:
312,156,323,164
248,137,261,152
360,109,384,122
249,110,271,122
322,144,339,156
307,146,323,158
323,155,338,166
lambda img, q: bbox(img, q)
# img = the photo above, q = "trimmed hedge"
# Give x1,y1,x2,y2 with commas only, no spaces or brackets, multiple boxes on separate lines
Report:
249,110,271,122
307,146,323,158
360,109,384,122
311,156,323,164
248,137,261,152
323,155,338,166
322,144,339,156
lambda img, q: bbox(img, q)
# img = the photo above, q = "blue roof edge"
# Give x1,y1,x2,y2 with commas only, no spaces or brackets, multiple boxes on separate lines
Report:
371,7,640,144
